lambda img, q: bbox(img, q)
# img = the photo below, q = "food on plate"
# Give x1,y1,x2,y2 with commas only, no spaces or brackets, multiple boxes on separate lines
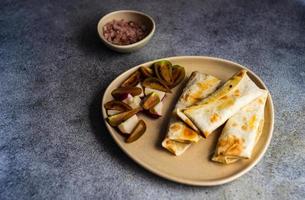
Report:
136,83,144,97
111,87,142,100
103,19,148,45
139,66,154,78
104,57,271,172
162,72,221,156
126,120,147,143
122,94,141,109
175,72,222,108
144,87,165,100
121,70,141,87
105,60,186,143
183,70,266,138
118,115,139,134
107,107,142,127
212,91,268,164
142,92,161,110
148,101,163,118
175,72,222,131
166,122,200,143
153,61,186,88
154,60,173,85
161,138,191,156
176,109,199,132
170,65,185,88
107,109,122,116
142,77,171,93
104,100,132,112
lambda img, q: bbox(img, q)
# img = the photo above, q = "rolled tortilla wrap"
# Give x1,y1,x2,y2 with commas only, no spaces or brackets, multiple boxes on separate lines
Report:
183,70,266,137
212,91,268,164
162,72,221,156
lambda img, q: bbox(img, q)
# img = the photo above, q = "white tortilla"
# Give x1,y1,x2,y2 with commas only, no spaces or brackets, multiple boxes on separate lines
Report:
183,70,266,137
162,72,221,155
212,91,268,164
167,121,200,143
161,138,191,156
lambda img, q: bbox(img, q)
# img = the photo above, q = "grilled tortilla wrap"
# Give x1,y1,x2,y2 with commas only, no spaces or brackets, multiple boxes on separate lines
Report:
162,72,221,156
183,69,266,137
162,138,191,156
212,91,268,164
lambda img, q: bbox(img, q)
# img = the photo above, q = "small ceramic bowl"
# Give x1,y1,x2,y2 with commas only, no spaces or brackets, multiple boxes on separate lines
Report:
97,10,155,53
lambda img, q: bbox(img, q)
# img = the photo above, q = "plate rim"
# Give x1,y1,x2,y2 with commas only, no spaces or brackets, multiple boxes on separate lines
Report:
101,56,274,186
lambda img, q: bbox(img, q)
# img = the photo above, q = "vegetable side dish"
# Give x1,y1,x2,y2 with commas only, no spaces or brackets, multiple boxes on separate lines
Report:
104,60,185,143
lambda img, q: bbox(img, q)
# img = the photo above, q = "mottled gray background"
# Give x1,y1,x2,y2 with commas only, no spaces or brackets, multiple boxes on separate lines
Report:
1,0,305,199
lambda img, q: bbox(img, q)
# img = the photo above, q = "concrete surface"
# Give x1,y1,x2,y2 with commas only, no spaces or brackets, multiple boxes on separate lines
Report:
1,0,305,199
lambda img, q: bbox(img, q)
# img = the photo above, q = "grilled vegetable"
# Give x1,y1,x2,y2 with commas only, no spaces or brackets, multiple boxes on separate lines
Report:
111,87,142,100
154,60,173,85
104,100,132,112
121,70,141,87
141,92,160,110
139,66,154,78
142,77,171,93
126,120,146,143
170,65,185,88
107,107,142,126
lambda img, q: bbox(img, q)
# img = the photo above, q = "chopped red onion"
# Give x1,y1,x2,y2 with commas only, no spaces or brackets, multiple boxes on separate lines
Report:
103,19,148,45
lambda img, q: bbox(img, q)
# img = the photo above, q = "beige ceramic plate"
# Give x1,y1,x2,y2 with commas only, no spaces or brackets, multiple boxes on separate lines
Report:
102,56,274,186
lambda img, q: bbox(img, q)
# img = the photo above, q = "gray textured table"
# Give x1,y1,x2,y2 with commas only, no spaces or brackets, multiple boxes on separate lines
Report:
1,0,305,199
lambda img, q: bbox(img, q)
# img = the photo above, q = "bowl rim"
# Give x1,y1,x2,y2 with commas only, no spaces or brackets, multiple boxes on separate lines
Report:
97,10,156,49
